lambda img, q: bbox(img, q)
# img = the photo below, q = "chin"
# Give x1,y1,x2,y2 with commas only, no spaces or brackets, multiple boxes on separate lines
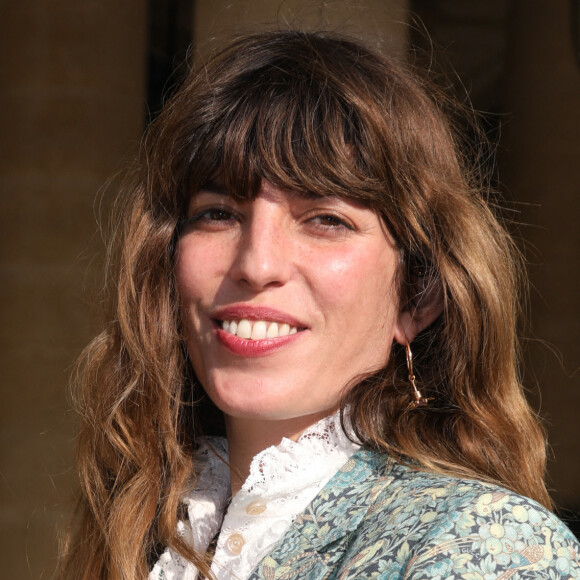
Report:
207,387,321,423
210,395,302,421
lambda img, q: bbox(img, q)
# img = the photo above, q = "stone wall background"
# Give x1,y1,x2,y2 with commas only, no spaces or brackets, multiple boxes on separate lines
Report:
0,2,147,577
1,1,577,577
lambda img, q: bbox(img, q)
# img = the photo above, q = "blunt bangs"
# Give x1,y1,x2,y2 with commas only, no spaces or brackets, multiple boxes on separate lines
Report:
181,32,397,210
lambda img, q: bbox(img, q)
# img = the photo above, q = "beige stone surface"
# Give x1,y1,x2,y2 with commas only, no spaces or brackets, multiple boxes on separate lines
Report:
193,0,410,60
0,2,147,577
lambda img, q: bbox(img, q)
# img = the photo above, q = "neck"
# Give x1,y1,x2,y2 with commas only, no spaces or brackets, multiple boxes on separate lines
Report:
224,411,333,496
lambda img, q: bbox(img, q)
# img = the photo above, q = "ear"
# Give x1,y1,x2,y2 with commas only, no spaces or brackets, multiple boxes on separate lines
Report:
393,280,444,345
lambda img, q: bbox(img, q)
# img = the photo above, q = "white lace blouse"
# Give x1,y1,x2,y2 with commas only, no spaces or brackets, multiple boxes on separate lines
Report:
150,412,360,580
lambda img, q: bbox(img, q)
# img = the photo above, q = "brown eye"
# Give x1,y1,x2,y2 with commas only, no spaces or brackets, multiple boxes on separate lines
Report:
189,207,237,223
309,214,353,230
183,206,241,232
200,208,235,221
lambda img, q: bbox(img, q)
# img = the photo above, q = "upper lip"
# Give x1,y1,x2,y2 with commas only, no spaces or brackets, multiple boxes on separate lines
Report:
211,304,307,328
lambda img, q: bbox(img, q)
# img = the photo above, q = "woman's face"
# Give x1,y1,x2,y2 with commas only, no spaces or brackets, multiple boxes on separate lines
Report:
175,180,406,427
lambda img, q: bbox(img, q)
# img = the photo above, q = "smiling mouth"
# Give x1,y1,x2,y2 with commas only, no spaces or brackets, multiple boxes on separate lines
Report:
219,319,301,340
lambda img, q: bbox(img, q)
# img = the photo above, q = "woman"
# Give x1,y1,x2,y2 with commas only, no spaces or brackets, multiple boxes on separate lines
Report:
60,31,579,579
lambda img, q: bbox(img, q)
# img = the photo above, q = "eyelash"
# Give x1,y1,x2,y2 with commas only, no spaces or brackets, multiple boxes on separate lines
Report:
307,213,354,231
186,207,239,226
184,206,354,233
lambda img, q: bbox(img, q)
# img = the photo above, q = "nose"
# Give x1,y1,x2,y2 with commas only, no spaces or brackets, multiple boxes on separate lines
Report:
229,202,293,291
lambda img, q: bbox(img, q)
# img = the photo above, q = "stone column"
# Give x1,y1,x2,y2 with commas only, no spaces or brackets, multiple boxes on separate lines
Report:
0,2,147,577
501,0,580,508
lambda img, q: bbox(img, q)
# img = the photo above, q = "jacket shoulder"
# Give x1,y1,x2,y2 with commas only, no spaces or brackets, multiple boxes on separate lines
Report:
338,459,580,579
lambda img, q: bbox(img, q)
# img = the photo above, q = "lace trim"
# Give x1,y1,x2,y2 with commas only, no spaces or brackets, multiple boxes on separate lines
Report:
149,438,230,580
150,412,359,580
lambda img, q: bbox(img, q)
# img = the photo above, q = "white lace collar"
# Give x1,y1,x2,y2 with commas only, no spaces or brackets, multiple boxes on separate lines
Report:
150,412,359,580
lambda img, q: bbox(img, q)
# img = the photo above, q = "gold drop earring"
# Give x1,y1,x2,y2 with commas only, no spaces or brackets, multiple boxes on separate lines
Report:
406,341,433,409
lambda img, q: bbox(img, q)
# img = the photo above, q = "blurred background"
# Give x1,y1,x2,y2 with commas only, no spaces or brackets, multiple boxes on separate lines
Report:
1,1,578,577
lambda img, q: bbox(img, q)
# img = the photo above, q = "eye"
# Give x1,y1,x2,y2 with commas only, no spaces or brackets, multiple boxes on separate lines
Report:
307,213,354,231
196,208,235,221
184,206,240,231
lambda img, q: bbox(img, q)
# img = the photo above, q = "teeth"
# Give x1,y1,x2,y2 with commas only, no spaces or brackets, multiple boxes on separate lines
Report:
251,320,267,340
236,319,252,339
220,318,299,340
266,322,279,338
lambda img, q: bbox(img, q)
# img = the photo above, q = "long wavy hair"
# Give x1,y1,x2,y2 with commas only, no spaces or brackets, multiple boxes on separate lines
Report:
59,30,550,579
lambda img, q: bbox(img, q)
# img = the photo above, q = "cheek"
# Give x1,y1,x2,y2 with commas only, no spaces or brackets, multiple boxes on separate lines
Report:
174,238,225,303
305,247,361,297
307,244,398,314
174,241,217,378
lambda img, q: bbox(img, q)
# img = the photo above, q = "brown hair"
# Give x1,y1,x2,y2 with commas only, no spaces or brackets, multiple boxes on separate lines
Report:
59,30,550,579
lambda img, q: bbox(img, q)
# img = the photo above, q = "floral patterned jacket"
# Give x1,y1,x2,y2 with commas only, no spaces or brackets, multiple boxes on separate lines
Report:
249,449,579,579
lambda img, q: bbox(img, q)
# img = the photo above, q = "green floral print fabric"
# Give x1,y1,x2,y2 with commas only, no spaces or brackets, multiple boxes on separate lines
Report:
250,449,579,580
